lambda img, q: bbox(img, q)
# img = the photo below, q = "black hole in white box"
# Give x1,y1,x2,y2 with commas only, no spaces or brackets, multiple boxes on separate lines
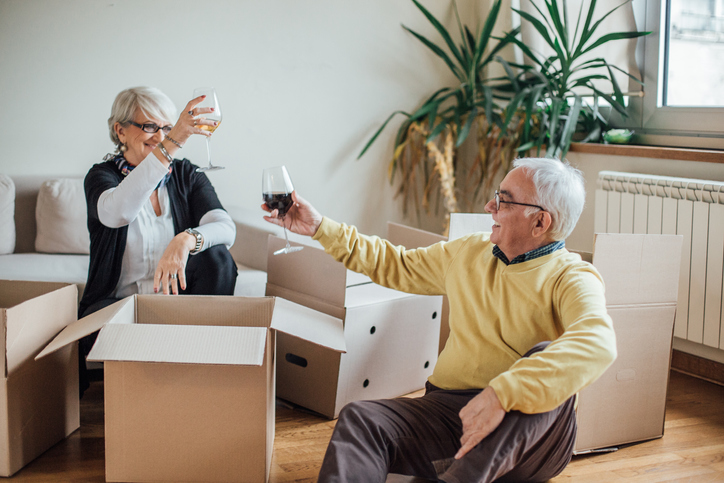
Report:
285,353,308,368
424,361,430,369
432,311,438,319
363,379,370,388
370,326,376,335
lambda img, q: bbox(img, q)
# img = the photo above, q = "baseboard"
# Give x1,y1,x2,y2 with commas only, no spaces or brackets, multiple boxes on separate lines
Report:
671,349,724,387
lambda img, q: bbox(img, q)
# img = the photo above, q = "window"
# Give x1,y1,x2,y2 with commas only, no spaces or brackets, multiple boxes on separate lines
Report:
614,0,724,149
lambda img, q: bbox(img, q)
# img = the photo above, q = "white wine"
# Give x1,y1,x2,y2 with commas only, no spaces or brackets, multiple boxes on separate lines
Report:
197,121,221,133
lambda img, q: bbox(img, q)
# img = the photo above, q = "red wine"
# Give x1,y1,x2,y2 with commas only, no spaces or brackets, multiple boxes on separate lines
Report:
264,192,293,216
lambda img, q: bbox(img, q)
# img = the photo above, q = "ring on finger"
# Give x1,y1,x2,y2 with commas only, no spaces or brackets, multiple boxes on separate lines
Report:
187,110,194,116
170,273,177,279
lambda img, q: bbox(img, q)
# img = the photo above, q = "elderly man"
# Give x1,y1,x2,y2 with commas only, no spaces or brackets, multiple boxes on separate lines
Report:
263,157,616,483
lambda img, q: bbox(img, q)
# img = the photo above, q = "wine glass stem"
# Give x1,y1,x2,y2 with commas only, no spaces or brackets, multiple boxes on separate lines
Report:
205,137,213,167
283,227,292,250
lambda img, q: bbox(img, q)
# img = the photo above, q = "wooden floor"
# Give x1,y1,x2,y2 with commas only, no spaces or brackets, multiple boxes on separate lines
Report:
7,370,724,482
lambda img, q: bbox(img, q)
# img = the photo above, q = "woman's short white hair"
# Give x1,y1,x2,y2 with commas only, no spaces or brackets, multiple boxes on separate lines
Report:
108,87,177,148
513,157,586,241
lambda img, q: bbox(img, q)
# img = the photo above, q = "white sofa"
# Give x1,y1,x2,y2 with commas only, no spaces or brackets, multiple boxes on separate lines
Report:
0,174,283,303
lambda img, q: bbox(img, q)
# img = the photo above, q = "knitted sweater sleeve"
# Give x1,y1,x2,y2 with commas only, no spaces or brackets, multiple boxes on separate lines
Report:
312,217,458,296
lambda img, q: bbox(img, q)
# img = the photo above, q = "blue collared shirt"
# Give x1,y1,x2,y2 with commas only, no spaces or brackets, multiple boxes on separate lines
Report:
493,240,566,266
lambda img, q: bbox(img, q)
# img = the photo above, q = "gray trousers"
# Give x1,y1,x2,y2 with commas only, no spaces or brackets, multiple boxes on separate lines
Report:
317,342,576,483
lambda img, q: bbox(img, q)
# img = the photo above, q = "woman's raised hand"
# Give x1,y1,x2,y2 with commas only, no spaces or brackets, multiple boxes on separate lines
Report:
262,191,323,237
165,96,218,147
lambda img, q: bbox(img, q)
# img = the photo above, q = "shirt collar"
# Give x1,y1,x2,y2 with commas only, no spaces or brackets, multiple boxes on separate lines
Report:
493,240,565,265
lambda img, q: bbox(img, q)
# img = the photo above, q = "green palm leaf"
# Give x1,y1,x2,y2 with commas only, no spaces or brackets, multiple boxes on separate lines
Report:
403,26,464,81
410,0,465,69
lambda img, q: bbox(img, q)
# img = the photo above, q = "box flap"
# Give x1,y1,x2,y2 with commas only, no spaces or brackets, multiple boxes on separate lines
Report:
592,234,683,305
6,284,76,375
266,284,346,321
448,213,494,241
35,296,134,360
386,222,447,248
88,324,267,365
0,280,72,310
270,298,346,353
267,235,348,307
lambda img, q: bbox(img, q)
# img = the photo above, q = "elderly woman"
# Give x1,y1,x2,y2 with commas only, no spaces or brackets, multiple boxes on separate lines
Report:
78,86,237,393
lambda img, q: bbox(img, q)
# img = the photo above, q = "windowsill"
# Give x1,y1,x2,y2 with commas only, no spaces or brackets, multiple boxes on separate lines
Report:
569,142,724,164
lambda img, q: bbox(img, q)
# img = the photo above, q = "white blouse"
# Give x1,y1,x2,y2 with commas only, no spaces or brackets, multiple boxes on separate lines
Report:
96,155,236,297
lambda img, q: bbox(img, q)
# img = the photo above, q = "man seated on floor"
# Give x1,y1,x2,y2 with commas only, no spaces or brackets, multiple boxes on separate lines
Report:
263,157,617,483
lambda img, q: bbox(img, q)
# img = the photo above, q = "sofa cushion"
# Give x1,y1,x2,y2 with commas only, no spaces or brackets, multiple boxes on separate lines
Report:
0,253,89,303
35,179,90,255
0,174,15,255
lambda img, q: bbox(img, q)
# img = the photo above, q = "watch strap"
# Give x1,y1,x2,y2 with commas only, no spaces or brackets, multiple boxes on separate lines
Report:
185,228,203,254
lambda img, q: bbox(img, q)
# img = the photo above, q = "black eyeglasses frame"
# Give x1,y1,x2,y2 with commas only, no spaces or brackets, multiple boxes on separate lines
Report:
494,190,546,212
127,121,173,134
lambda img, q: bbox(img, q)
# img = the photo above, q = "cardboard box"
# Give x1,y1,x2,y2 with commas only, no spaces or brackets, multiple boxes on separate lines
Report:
37,294,344,483
440,215,683,452
266,230,443,419
387,222,449,355
0,280,79,477
573,233,682,453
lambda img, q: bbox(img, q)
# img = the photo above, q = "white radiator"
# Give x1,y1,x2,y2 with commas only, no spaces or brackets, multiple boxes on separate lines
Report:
595,170,724,350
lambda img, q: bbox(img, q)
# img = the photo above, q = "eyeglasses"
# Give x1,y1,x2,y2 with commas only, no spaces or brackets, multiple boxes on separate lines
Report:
494,190,545,212
127,121,172,134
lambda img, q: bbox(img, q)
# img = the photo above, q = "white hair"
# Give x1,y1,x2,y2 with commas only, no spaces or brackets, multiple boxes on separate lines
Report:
108,86,177,148
513,157,586,241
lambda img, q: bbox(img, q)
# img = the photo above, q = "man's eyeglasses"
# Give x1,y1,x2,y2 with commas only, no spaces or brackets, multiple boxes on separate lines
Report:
494,190,545,212
127,121,172,134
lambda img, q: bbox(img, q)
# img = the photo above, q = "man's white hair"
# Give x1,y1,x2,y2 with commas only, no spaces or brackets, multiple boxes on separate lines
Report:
108,86,177,148
513,157,586,241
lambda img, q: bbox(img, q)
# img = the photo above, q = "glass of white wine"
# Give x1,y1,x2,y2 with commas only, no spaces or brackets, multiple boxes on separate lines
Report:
192,87,224,172
262,166,303,255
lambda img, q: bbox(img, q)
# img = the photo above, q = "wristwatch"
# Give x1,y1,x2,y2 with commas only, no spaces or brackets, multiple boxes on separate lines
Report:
185,228,203,254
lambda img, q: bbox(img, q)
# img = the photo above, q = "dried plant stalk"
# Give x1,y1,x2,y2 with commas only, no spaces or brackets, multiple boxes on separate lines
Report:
388,114,530,233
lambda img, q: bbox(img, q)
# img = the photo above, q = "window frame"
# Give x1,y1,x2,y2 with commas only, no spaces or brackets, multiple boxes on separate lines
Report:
610,0,724,150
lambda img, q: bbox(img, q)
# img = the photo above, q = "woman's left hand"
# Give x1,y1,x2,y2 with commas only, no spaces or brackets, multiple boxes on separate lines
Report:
154,232,196,294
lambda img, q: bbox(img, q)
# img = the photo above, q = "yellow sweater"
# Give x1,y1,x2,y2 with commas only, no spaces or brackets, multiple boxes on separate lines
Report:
313,217,617,414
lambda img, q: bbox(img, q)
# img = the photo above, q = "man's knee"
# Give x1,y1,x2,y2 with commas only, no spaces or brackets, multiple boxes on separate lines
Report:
338,400,378,425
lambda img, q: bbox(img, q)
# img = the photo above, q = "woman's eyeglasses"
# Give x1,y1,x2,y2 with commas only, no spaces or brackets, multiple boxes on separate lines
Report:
127,121,172,134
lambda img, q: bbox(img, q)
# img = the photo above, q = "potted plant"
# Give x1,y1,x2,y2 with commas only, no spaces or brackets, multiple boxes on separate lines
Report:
360,0,649,233
359,0,519,233
503,0,650,160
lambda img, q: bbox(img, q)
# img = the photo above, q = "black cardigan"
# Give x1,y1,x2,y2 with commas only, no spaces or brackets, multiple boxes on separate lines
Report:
79,158,224,317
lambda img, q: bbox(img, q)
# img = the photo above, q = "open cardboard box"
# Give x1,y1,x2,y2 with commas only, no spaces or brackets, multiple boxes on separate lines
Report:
573,233,682,453
0,280,79,477
266,225,443,419
37,294,344,483
445,214,683,453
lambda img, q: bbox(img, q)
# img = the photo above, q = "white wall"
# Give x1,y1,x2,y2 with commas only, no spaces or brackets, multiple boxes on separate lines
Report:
0,0,490,236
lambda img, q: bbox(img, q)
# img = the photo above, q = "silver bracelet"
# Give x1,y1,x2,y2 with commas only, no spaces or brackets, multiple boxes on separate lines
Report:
165,135,183,148
158,142,173,163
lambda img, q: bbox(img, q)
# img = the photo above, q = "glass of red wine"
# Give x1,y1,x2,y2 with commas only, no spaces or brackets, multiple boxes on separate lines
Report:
262,166,303,255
